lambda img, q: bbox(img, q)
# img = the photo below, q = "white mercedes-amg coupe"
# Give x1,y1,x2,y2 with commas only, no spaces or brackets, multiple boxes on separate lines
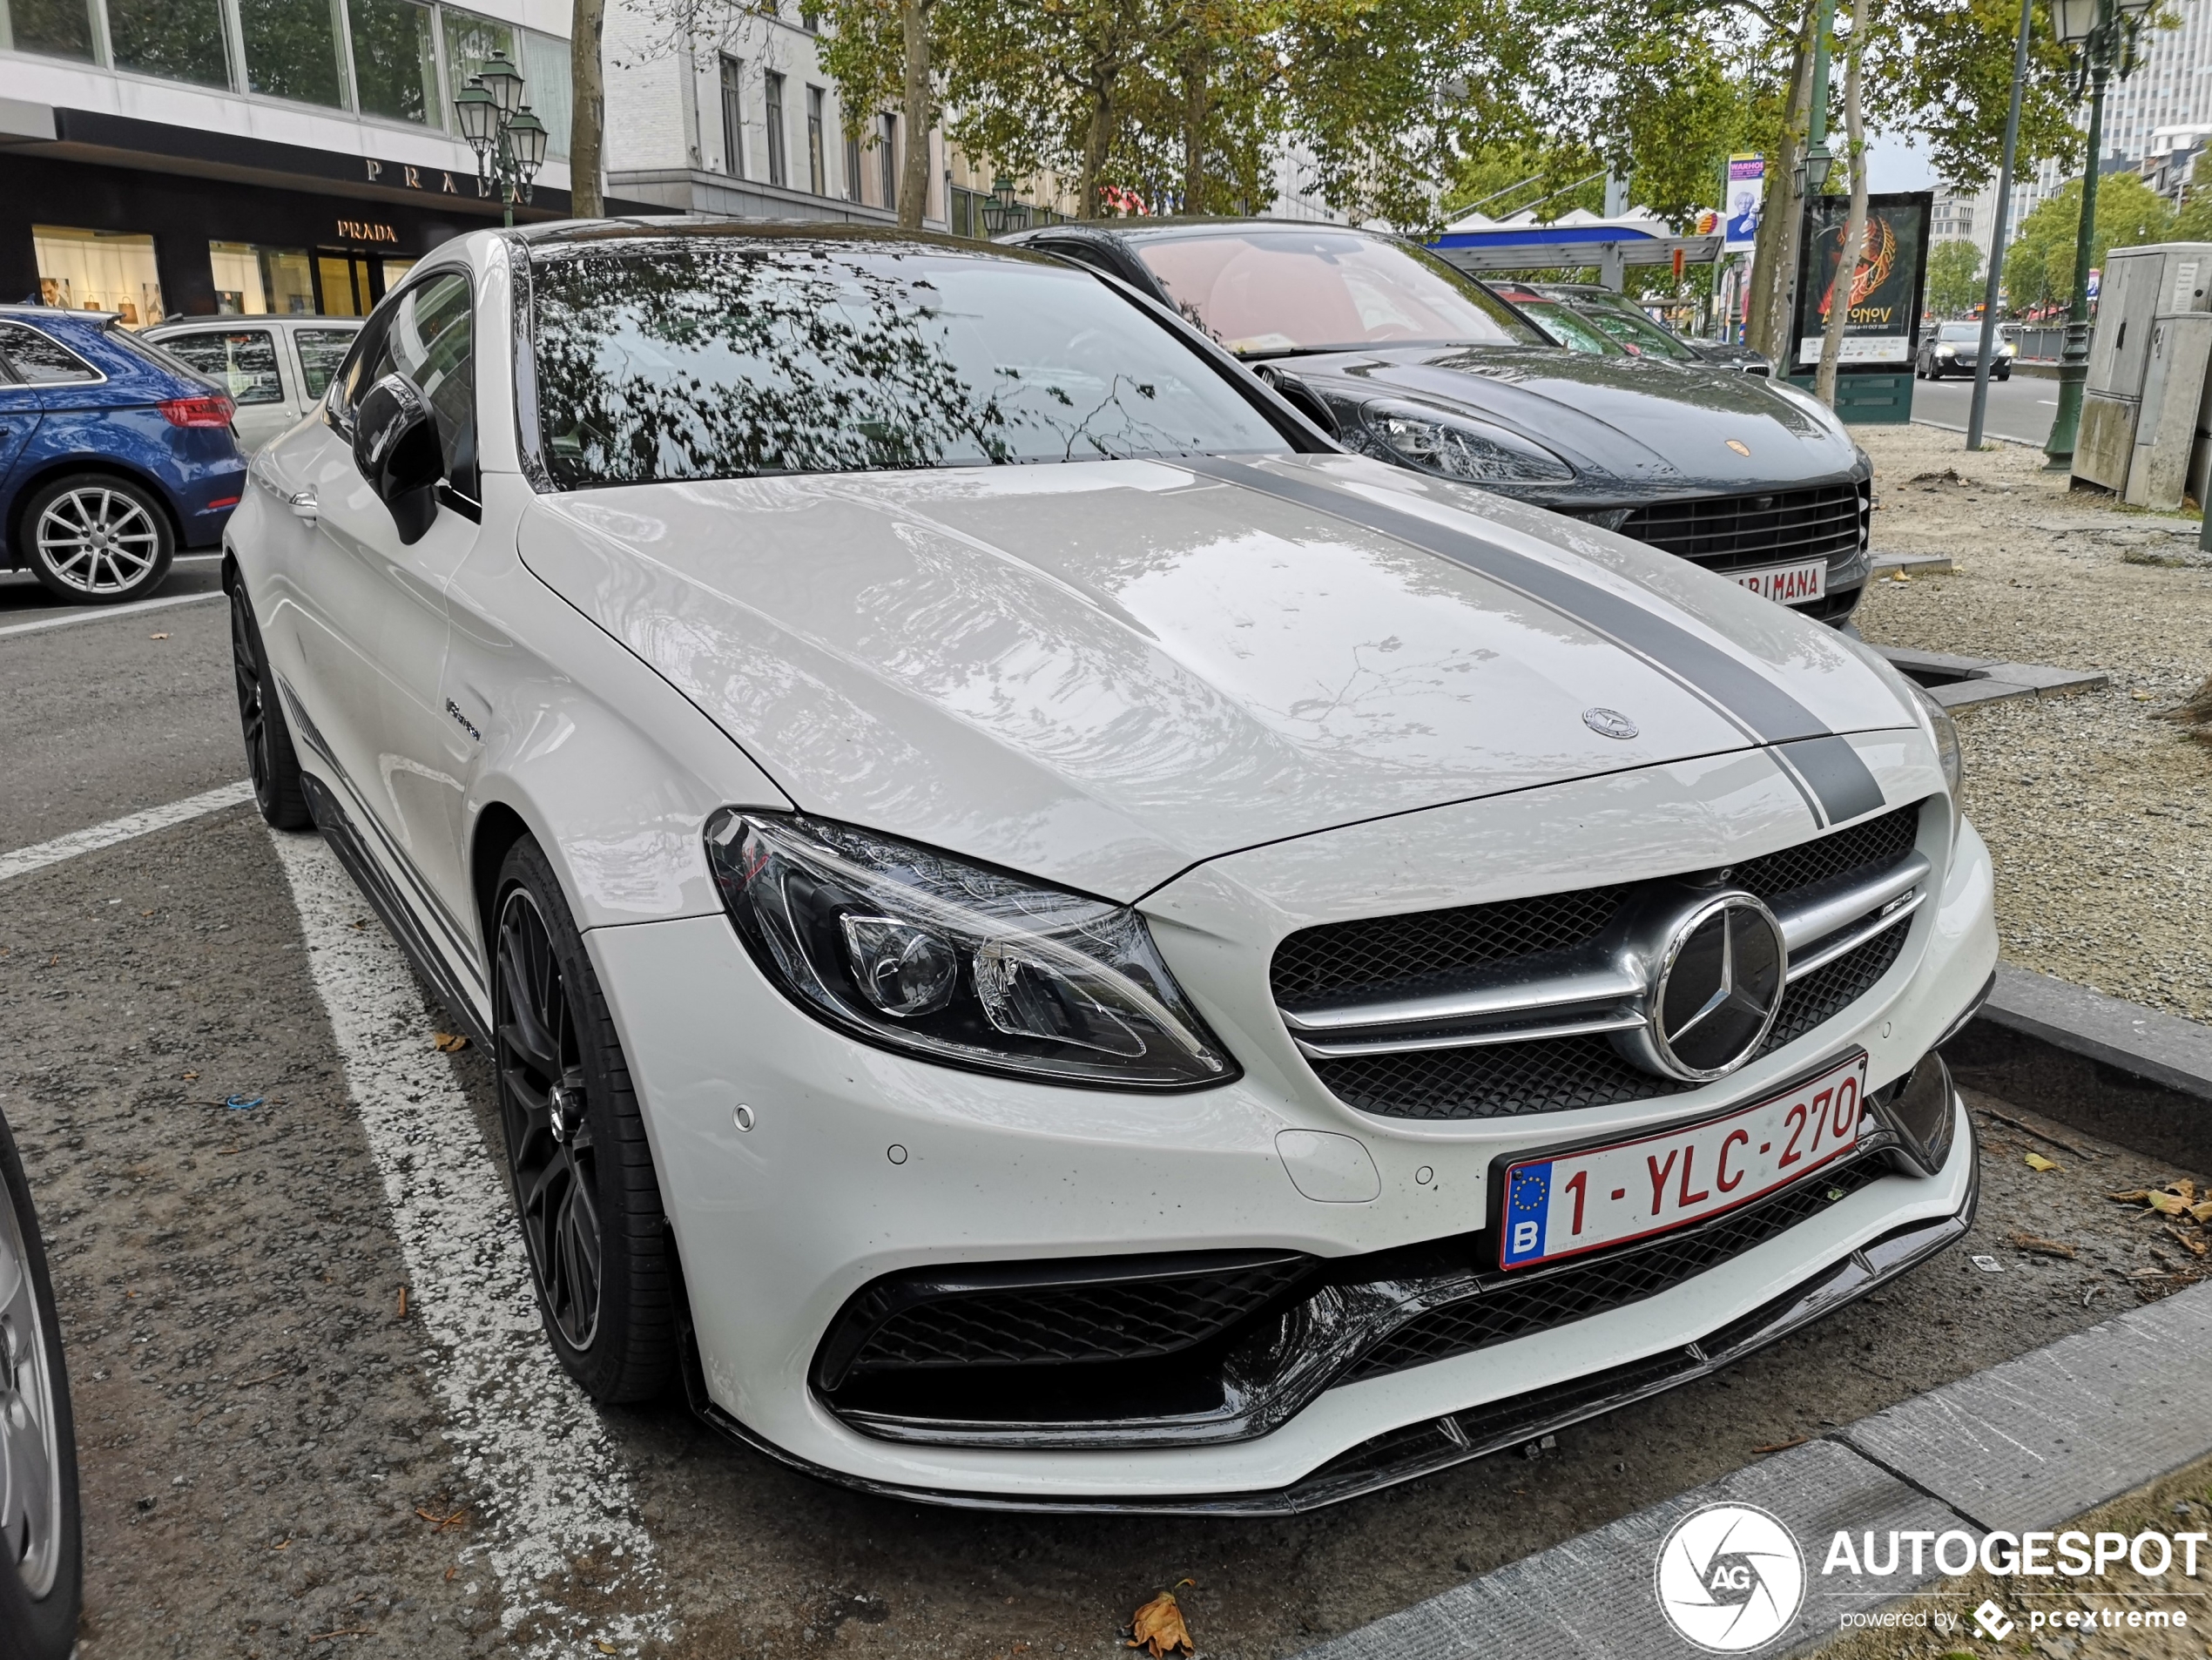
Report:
225,221,1995,1512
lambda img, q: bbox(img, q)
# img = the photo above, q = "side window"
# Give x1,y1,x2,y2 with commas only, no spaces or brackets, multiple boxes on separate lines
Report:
0,323,101,385
344,271,475,498
155,329,284,404
294,327,358,402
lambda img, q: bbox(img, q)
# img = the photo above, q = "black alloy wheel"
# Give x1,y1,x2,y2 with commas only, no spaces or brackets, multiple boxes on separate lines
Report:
0,1107,82,1660
226,574,312,830
491,838,675,1401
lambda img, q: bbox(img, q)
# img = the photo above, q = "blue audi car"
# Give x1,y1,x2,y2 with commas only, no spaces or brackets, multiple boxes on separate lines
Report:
0,307,246,604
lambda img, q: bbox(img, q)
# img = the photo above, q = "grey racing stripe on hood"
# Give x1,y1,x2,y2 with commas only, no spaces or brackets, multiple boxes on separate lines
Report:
1187,456,1885,827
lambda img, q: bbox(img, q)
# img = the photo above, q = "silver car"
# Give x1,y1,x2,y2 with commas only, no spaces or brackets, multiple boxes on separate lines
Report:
144,315,363,452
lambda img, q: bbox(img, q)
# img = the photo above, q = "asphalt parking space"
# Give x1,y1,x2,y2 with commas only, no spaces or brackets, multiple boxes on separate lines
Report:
0,589,242,851
6,628,2209,1658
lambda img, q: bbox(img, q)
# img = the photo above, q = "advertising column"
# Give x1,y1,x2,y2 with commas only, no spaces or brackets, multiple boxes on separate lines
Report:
1790,190,1934,422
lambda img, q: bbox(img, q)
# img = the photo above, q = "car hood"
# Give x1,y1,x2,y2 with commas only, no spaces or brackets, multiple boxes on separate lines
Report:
520,452,1917,901
1281,344,1860,495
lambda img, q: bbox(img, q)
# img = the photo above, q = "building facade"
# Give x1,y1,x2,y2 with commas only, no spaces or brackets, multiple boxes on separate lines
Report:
0,0,586,322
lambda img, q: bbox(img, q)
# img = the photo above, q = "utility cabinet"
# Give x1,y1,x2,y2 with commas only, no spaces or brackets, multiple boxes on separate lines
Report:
2075,241,2212,498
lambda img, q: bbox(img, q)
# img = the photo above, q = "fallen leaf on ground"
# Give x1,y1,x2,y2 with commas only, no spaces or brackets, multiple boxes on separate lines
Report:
148,632,169,640
2146,1191,2190,1215
1752,1436,1810,1455
1128,1592,1195,1657
432,1032,468,1053
2009,1232,2076,1259
415,1507,467,1531
2168,1227,2209,1258
2024,1152,2061,1172
2192,1201,2212,1224
597,1645,617,1656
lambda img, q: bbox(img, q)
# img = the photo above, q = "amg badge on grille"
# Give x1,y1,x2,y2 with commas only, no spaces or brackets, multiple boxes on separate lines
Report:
1582,707,1638,740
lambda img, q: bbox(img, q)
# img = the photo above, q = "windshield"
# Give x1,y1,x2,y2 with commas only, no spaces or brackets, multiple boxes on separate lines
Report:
1938,323,1984,341
1488,288,1622,356
1568,301,1696,361
529,238,1291,489
1131,228,1545,355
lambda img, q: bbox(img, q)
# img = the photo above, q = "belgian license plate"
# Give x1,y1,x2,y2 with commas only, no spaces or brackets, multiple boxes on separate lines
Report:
1732,558,1828,604
1497,1052,1867,1271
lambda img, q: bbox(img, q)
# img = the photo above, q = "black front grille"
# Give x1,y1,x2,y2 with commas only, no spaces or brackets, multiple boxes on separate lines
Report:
1344,1156,1889,1382
839,1257,1312,1376
1282,804,1925,1121
1618,481,1869,575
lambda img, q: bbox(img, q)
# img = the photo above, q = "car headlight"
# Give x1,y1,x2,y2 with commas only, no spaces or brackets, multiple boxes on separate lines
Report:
2000,341,2016,357
704,811,1236,1089
1358,399,1574,483
1910,684,1965,854
1936,344,1956,356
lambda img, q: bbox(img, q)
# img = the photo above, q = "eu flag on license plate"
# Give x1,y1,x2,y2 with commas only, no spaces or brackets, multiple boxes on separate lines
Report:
1503,1161,1553,1267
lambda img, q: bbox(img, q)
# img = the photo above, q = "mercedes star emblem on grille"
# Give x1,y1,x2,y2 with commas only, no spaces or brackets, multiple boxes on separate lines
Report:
1618,892,1787,1082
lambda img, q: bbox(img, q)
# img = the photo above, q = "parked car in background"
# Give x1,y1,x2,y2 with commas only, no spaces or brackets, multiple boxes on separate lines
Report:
0,307,242,604
1915,321,2013,381
145,316,363,453
0,1103,82,1660
1530,282,1772,375
227,220,1991,1514
1006,219,1871,624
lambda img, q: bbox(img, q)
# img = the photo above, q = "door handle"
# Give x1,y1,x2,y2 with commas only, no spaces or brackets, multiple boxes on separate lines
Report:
288,489,318,523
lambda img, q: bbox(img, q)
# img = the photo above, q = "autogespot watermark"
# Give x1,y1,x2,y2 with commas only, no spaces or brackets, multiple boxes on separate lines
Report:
1651,1515,2208,1653
1655,1503,1807,1652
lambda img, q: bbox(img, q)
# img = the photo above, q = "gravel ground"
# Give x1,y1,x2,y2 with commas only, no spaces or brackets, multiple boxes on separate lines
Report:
1854,426,2212,1022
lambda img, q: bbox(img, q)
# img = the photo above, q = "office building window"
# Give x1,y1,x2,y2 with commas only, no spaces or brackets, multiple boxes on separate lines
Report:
34,226,165,327
765,71,787,187
521,31,572,156
720,55,745,177
880,112,897,212
239,0,346,106
442,10,516,113
806,85,826,196
210,241,315,314
350,0,440,125
846,128,863,201
4,0,97,61
107,0,231,87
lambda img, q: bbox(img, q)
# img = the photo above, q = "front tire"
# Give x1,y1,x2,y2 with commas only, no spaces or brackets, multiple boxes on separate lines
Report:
0,1109,82,1660
20,473,173,604
491,838,675,1402
226,573,312,831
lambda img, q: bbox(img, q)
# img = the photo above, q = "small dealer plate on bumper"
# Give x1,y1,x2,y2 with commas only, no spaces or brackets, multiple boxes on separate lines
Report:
1496,1050,1868,1271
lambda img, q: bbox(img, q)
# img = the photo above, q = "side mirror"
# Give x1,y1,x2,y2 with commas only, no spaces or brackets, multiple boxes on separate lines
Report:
353,373,442,545
1253,363,1340,440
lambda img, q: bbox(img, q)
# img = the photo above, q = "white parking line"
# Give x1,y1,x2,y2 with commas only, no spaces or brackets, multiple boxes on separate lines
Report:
0,780,256,882
0,589,226,640
266,828,673,1655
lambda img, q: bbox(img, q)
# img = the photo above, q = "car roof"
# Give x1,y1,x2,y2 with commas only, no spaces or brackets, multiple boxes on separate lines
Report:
509,218,1058,260
1010,216,1397,246
149,315,361,328
0,304,118,327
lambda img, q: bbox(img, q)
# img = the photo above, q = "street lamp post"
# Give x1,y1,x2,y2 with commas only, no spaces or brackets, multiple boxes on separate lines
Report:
453,49,549,230
977,174,1029,237
2044,0,2156,469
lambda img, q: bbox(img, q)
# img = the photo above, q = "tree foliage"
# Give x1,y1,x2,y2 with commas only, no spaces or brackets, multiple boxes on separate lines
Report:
2005,172,2174,314
1925,237,1985,316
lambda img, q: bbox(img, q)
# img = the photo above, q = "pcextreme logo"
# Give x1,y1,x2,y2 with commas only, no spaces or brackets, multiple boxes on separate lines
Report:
1654,1502,1807,1652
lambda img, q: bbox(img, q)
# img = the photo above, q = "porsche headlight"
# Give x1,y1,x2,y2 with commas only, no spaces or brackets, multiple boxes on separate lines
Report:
704,812,1235,1089
1359,399,1573,483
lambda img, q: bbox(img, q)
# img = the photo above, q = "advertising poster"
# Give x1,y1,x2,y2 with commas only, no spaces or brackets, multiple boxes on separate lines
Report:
1723,154,1764,253
1791,189,1933,368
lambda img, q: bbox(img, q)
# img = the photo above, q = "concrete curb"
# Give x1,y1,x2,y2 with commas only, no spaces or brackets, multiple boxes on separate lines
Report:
1944,965,2212,1171
1292,1284,2212,1660
1871,645,2108,710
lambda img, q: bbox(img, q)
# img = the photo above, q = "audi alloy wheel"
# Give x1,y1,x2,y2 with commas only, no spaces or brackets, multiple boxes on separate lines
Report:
24,474,173,604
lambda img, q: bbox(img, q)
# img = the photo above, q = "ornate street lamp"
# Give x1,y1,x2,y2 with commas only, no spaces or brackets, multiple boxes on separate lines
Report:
454,50,547,231
978,174,1029,237
2045,0,2159,468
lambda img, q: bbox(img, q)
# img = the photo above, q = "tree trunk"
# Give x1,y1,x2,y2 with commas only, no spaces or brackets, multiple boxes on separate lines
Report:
1182,40,1207,213
898,0,931,229
1745,5,1817,361
567,0,604,218
1815,0,1871,407
1080,89,1114,217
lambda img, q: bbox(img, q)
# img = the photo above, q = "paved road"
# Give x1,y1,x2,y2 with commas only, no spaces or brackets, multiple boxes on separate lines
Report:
3,587,2205,1660
1909,370,2061,449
